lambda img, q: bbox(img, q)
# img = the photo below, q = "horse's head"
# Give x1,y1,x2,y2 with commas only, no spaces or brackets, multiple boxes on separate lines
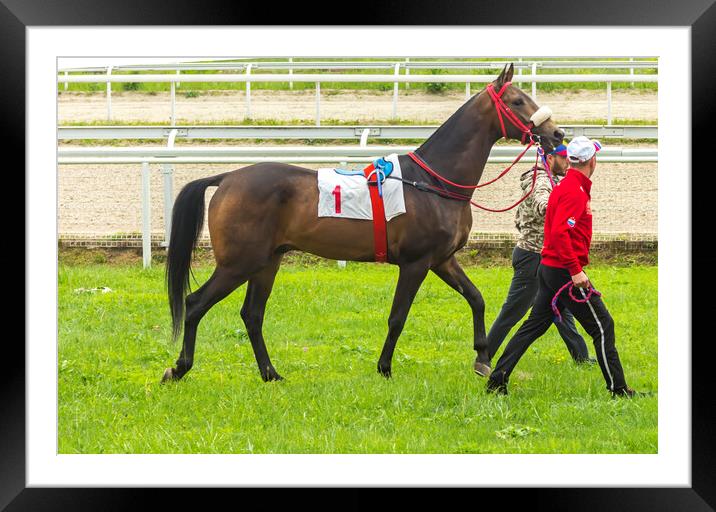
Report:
483,63,565,152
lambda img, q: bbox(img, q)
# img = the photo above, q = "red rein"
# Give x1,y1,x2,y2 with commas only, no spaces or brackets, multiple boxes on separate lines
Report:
408,149,541,213
407,82,544,213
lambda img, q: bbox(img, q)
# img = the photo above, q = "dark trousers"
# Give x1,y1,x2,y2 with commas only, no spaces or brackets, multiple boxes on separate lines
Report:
487,247,589,362
490,263,628,392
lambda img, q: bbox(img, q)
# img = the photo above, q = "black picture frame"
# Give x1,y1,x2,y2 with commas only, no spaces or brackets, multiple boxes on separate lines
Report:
6,0,714,509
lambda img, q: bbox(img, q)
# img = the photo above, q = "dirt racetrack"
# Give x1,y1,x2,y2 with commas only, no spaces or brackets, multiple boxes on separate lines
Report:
58,89,657,124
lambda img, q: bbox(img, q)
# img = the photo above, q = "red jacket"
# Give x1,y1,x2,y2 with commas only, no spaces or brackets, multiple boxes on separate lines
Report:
540,169,593,275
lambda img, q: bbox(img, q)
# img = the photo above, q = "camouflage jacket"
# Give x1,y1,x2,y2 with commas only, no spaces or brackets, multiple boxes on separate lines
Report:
515,166,560,253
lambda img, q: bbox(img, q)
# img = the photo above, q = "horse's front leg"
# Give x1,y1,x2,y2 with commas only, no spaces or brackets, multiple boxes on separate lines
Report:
377,260,430,378
432,256,491,377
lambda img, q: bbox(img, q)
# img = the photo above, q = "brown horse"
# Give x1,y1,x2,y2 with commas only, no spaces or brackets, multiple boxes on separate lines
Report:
162,63,564,383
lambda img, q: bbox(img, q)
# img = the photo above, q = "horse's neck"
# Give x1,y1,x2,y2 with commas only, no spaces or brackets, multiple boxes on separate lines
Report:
415,103,498,187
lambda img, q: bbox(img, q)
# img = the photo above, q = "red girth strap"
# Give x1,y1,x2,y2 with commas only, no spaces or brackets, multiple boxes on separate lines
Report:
363,162,388,262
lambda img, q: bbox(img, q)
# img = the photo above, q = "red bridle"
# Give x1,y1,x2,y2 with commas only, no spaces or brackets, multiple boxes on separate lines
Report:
485,81,537,145
406,81,546,212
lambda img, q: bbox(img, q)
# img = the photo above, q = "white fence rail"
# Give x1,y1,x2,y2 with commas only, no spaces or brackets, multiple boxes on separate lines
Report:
58,72,657,125
59,59,658,73
58,145,657,164
58,124,658,141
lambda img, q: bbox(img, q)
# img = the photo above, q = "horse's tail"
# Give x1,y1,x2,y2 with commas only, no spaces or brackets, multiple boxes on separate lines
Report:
166,172,228,341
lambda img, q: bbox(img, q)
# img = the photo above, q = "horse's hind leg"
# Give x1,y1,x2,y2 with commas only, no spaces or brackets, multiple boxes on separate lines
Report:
162,266,248,382
432,256,490,377
240,255,284,382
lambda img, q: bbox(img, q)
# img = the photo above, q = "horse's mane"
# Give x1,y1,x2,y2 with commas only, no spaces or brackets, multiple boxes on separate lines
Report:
416,89,483,154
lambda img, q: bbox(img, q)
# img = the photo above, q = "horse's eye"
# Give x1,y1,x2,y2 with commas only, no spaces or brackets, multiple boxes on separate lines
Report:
513,98,524,106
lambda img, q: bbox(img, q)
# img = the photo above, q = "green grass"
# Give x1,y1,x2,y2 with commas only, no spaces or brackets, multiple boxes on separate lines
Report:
58,116,658,147
58,261,657,454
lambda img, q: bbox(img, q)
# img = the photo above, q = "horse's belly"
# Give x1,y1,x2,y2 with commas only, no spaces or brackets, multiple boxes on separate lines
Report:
288,217,379,262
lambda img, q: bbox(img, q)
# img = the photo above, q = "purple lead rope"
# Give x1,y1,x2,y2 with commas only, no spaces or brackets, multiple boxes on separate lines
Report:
537,146,557,188
551,281,602,323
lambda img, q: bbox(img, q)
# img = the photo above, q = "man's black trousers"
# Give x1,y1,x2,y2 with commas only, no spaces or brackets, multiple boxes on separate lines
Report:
490,263,628,392
487,246,589,362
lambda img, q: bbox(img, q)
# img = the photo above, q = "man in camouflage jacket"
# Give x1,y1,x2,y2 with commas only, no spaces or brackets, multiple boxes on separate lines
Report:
484,144,594,367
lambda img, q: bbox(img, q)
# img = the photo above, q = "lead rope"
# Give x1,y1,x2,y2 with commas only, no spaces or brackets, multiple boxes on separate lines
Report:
407,143,542,213
551,281,602,323
408,140,535,191
537,145,557,188
469,150,541,212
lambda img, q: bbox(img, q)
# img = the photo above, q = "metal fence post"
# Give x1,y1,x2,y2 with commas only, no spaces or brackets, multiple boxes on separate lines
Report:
629,57,634,87
392,63,400,119
316,82,321,126
404,57,410,90
64,71,68,91
531,62,537,100
465,82,471,100
106,65,113,121
142,161,152,269
176,69,181,89
289,57,293,90
606,81,612,125
170,81,176,125
162,129,178,248
359,127,370,147
517,57,523,88
245,63,252,118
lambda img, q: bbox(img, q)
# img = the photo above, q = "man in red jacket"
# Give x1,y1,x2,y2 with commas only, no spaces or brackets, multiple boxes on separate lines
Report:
486,136,640,397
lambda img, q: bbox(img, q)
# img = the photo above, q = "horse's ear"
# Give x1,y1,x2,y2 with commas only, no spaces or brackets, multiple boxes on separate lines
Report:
494,64,508,86
505,63,514,83
494,63,514,87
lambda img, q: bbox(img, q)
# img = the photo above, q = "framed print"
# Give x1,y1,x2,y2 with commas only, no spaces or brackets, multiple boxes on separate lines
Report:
7,0,716,509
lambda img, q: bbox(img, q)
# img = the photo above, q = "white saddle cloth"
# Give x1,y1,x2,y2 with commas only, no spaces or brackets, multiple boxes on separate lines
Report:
317,153,406,221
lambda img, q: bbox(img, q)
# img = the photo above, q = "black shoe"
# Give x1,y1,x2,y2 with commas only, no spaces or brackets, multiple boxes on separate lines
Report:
612,386,653,398
575,356,598,365
486,377,508,395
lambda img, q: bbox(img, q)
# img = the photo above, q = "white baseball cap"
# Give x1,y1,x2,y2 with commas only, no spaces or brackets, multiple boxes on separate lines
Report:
567,136,602,163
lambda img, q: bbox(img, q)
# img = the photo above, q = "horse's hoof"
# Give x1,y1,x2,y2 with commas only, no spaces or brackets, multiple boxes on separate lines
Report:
377,365,392,379
262,370,284,382
161,367,175,383
474,362,492,378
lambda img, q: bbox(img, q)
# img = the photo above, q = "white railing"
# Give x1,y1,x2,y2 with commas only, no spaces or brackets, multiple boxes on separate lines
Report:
57,124,659,141
58,145,657,164
59,59,658,73
58,72,657,125
59,72,658,83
